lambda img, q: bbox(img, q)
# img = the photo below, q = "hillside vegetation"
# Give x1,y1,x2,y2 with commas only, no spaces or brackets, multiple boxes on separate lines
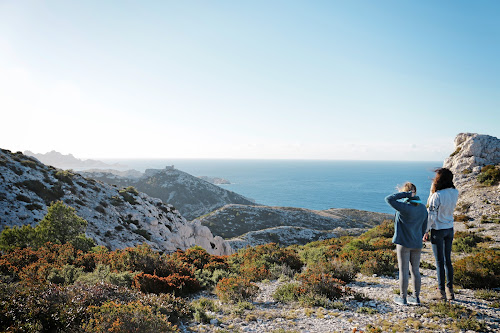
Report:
1,215,498,332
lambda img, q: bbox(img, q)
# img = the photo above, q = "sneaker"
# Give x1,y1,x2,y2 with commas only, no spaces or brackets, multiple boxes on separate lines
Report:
393,296,407,305
407,296,421,305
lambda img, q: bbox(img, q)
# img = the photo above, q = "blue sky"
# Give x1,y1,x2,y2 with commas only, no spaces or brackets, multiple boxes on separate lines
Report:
0,1,498,160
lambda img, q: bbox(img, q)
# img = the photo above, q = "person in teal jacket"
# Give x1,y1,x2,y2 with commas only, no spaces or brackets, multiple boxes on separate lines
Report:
385,182,428,306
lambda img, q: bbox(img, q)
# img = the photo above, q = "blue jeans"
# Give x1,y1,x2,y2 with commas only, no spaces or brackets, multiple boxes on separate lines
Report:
430,228,454,290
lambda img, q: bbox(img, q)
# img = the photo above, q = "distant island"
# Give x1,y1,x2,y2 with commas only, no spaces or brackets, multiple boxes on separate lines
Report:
24,150,127,170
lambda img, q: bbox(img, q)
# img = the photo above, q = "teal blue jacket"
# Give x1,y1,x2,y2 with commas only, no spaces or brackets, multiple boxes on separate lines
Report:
385,191,428,249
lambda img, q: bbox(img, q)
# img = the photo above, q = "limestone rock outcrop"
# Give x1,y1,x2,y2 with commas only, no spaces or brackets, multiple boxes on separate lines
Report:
441,133,499,243
444,133,500,175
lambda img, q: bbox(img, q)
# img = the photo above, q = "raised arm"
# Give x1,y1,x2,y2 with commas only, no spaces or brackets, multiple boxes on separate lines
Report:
385,191,413,214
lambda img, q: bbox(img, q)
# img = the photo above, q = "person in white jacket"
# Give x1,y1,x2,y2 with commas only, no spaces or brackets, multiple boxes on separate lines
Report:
423,168,459,301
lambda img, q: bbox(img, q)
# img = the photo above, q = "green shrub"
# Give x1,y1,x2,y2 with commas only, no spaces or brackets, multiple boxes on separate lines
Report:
26,203,43,211
119,187,138,205
477,165,500,186
83,300,178,333
452,232,488,253
36,201,88,245
133,229,151,241
429,302,487,332
474,289,500,301
0,224,37,250
481,214,500,224
357,306,378,314
16,180,64,204
454,249,500,289
191,297,219,312
47,264,85,285
0,201,88,250
21,159,38,168
16,194,31,203
95,205,106,214
76,264,137,288
70,234,96,252
55,170,74,185
272,282,303,303
229,243,303,282
360,219,394,239
420,261,436,270
110,195,124,206
450,147,461,157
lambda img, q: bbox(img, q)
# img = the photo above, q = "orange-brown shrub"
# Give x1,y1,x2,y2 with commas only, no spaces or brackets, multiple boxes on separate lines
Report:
133,272,200,295
214,276,258,303
297,270,350,300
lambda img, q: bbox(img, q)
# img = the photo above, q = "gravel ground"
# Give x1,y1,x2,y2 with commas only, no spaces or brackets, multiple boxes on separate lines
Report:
182,247,499,333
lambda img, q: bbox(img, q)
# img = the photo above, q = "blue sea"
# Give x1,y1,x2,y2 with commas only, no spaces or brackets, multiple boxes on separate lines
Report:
102,159,442,214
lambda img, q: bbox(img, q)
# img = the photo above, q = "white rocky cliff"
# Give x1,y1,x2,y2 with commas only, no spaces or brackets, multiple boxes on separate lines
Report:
444,133,500,175
442,133,500,242
0,149,232,255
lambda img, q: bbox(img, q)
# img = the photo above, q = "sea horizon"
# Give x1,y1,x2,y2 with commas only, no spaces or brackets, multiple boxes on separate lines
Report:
100,159,443,215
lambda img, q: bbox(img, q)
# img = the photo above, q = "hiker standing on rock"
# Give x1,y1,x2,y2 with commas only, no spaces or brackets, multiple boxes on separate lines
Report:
385,182,428,306
423,168,459,301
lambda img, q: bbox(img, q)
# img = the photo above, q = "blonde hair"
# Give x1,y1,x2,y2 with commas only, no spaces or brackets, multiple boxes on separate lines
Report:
398,182,416,193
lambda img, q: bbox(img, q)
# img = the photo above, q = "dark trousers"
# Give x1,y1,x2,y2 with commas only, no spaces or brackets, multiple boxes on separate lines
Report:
430,228,454,290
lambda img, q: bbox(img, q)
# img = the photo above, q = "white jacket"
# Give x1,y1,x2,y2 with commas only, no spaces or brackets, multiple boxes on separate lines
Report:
427,188,459,231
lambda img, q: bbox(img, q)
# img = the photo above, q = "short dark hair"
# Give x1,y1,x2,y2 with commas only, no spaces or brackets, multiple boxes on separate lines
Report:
431,168,455,193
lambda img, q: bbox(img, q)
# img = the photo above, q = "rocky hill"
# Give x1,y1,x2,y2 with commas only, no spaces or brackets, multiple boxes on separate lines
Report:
194,204,392,248
442,133,500,243
80,167,255,221
0,149,232,255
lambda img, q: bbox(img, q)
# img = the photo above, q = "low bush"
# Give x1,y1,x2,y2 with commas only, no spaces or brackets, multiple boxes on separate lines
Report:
76,264,137,288
477,165,500,186
454,249,500,289
474,289,500,301
16,179,64,204
55,170,74,185
339,248,396,277
229,243,303,281
305,258,358,284
16,194,31,203
214,276,258,303
133,272,200,295
133,228,151,241
0,282,137,333
83,300,178,333
272,282,304,303
119,187,138,205
297,270,350,300
429,302,487,332
360,219,394,239
452,231,489,253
